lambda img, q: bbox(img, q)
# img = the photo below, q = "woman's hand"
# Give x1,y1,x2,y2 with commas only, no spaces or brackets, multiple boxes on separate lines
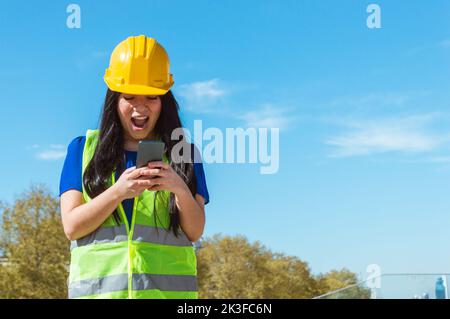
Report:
145,161,205,242
112,166,161,201
145,161,190,196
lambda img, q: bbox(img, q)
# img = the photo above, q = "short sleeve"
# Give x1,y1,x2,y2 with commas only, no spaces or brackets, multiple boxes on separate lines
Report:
192,144,210,205
59,136,86,197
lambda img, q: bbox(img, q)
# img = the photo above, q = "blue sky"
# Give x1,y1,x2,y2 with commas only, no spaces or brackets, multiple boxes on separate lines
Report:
1,1,450,280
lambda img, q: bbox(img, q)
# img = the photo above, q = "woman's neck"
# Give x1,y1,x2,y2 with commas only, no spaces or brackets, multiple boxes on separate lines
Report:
123,140,139,152
123,132,158,152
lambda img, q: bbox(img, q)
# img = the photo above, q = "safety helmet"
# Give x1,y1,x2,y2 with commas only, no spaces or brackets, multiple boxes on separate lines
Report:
104,35,174,95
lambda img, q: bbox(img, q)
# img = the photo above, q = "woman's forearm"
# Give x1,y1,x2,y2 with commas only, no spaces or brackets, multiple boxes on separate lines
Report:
175,189,205,242
63,185,123,241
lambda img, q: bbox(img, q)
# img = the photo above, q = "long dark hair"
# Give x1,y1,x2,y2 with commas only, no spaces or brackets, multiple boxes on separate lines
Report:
83,89,197,236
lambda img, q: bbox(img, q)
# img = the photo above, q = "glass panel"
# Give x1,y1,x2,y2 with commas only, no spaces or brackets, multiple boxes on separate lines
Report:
314,274,450,299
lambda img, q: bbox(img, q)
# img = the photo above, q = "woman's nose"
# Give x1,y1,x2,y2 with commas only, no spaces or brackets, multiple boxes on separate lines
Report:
131,99,149,110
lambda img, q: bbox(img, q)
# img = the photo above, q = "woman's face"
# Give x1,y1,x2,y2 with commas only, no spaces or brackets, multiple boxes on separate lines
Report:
117,93,162,142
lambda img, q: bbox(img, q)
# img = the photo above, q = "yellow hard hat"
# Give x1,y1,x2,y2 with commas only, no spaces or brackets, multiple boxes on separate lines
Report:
104,35,174,95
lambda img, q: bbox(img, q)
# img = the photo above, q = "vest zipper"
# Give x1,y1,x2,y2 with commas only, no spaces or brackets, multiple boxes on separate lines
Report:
127,196,138,299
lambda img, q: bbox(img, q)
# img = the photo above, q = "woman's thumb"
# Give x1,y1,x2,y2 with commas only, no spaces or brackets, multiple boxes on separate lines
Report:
124,166,136,173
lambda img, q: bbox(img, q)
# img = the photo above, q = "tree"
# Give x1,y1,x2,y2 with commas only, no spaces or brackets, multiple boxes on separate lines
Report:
0,185,70,298
315,269,371,299
197,234,320,298
0,185,366,299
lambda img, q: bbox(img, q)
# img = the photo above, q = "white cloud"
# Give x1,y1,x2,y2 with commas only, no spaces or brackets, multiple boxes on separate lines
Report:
36,150,67,160
28,144,67,160
177,79,226,113
182,79,225,98
328,129,438,157
326,114,448,158
178,79,299,130
238,104,296,130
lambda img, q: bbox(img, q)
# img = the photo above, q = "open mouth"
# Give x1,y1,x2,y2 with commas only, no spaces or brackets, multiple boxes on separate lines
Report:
131,116,149,130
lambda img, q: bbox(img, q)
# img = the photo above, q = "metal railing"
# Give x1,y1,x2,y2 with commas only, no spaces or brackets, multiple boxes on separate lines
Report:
314,273,450,299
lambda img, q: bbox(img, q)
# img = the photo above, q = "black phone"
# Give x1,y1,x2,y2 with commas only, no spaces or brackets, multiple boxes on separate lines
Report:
136,140,166,168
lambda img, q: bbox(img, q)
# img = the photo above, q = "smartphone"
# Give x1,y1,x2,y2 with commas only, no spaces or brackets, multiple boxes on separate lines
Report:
136,140,166,168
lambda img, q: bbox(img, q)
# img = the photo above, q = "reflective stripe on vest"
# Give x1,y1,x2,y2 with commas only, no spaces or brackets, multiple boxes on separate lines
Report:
68,129,198,299
69,273,197,299
132,224,192,246
71,224,193,250
70,225,128,250
69,273,128,299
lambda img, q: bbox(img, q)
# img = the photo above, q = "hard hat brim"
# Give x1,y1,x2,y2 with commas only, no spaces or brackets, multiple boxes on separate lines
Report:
104,79,170,96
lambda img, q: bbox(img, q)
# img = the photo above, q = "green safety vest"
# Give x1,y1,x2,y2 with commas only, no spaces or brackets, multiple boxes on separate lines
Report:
68,129,198,299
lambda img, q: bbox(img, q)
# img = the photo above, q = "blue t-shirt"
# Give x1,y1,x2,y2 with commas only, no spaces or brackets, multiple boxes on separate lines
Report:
59,136,210,225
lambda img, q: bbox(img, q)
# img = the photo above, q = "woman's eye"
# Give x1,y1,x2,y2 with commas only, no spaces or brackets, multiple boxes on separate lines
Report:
124,96,134,101
146,96,158,100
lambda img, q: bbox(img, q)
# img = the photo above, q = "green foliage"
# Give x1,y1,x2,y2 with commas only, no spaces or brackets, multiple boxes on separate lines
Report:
315,269,371,299
0,185,70,298
197,234,318,298
196,234,369,299
0,184,367,299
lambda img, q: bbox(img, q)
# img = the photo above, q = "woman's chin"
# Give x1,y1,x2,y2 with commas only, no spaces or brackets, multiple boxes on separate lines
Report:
128,128,149,140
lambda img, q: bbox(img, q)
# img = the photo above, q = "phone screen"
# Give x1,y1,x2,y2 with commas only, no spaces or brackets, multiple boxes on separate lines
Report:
136,141,165,168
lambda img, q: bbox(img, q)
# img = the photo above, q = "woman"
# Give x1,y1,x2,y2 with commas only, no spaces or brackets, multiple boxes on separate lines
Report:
59,35,209,299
